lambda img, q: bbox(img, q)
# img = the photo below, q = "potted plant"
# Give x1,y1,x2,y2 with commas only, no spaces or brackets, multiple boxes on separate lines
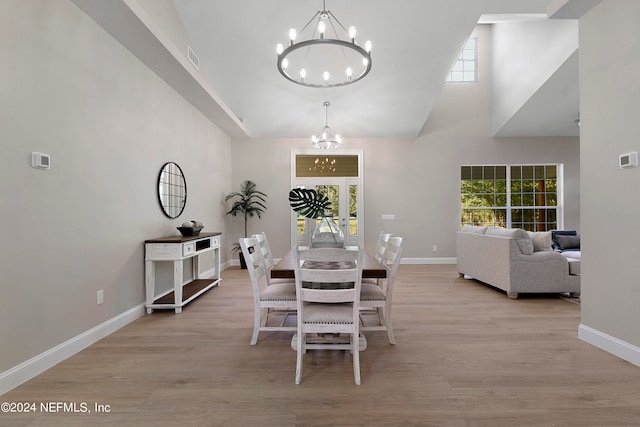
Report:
225,180,268,268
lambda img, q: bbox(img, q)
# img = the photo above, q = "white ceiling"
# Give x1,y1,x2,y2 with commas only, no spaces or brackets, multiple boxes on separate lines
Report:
171,0,579,139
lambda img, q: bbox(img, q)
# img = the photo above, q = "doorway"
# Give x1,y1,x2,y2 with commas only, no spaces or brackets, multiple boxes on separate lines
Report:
291,151,363,248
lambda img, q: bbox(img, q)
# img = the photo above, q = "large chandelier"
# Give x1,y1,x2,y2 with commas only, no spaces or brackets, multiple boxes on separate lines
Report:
311,102,341,149
276,1,372,88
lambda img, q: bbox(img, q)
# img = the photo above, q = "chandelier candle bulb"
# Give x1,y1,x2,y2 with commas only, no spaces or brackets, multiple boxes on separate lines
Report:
276,43,284,55
288,28,297,43
349,26,357,40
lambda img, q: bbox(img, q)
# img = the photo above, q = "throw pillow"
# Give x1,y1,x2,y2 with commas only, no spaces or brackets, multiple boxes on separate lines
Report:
556,234,580,250
514,238,534,255
552,230,577,250
527,231,553,252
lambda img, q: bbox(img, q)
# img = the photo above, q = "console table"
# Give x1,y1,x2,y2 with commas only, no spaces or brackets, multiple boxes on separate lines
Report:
145,232,221,314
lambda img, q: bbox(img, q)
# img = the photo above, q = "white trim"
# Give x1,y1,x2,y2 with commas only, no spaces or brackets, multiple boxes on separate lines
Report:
401,257,457,265
223,259,239,269
578,324,640,368
0,304,145,396
290,149,365,249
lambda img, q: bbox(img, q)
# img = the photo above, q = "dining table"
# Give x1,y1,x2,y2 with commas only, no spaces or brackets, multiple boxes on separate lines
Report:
270,247,387,280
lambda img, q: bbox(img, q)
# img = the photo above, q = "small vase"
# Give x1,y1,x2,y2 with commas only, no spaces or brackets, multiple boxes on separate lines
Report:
311,214,345,248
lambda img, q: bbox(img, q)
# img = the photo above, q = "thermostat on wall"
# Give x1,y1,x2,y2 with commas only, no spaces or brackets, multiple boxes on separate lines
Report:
619,152,638,169
32,152,51,169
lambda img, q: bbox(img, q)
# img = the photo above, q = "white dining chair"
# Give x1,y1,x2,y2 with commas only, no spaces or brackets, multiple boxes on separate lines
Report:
293,247,364,385
239,237,296,345
373,231,392,263
253,232,293,285
360,236,406,345
363,231,392,286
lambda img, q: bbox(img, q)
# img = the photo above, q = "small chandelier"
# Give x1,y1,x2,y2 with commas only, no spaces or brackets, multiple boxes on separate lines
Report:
311,102,342,149
276,0,372,88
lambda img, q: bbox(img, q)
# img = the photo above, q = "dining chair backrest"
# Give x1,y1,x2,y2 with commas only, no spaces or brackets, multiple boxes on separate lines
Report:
253,231,295,286
380,236,406,294
253,232,275,270
294,247,363,306
239,237,268,299
373,231,392,263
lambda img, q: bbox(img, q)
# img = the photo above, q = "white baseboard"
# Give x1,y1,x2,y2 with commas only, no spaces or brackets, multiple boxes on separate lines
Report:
401,257,457,265
0,304,145,396
222,259,237,269
578,324,640,368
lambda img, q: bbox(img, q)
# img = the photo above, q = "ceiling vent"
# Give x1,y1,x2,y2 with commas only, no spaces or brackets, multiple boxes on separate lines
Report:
187,46,199,70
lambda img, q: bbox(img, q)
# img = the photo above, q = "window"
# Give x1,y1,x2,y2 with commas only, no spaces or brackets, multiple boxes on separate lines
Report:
461,164,562,231
447,37,477,82
295,155,358,177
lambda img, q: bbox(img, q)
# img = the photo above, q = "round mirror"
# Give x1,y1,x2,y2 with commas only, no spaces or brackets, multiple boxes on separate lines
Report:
157,162,187,219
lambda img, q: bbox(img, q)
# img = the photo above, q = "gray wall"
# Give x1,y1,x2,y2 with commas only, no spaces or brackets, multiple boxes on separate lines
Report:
229,25,581,260
0,1,231,373
579,0,640,348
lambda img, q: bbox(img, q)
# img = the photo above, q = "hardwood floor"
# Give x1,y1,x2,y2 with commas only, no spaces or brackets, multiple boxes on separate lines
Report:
3,265,640,426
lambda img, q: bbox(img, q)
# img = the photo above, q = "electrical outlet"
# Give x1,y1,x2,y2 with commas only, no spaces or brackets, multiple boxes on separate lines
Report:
97,290,104,305
432,245,438,252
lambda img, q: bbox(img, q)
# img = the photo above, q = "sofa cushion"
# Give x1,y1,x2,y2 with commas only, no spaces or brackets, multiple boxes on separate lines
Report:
527,231,553,252
556,234,580,250
461,224,487,234
485,227,534,255
561,250,581,260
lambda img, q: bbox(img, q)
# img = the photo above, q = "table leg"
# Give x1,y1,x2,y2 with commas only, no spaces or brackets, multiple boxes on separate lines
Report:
174,260,183,314
144,260,155,314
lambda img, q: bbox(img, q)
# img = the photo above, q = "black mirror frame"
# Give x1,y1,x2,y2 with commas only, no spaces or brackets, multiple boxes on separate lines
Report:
157,162,187,219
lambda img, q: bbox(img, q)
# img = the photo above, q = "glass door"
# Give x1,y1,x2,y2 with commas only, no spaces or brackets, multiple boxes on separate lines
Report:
291,152,363,248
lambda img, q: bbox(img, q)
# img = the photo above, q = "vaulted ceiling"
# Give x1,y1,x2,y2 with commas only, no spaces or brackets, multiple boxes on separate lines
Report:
72,0,582,140
171,0,580,139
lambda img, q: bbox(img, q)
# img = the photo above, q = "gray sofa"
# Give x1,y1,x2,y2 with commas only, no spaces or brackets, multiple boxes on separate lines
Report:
456,225,581,299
